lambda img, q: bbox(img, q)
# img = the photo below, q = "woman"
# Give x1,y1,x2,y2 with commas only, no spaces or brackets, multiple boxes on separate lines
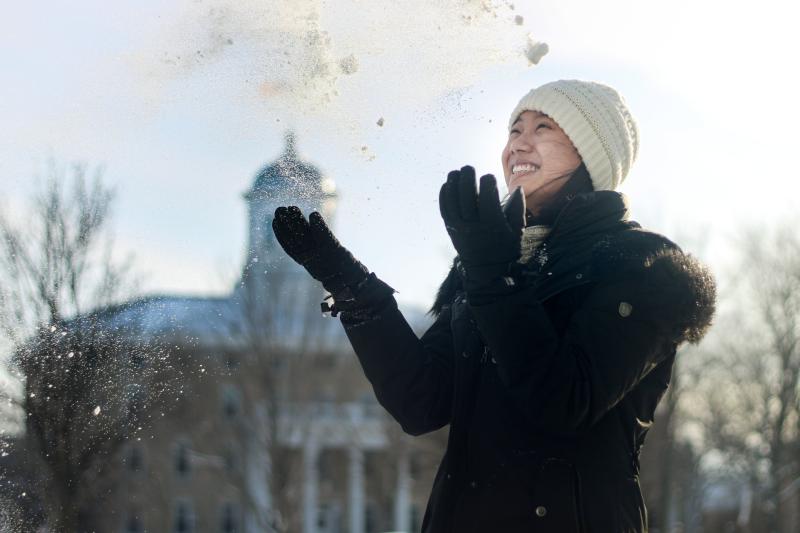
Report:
272,79,716,532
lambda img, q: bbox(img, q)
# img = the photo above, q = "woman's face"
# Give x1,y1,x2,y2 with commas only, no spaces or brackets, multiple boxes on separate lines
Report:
501,110,582,212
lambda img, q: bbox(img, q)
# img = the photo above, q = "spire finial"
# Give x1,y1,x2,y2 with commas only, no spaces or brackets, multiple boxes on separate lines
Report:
283,130,296,157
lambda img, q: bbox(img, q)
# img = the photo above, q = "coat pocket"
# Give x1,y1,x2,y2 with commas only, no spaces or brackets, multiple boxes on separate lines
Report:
528,458,585,533
472,455,585,533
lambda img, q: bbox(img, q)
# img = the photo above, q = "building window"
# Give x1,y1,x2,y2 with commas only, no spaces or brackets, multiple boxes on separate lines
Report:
223,445,239,474
365,503,378,533
220,502,240,533
126,444,143,473
125,512,143,533
125,383,146,418
317,503,328,529
317,503,342,533
174,500,195,533
221,384,241,419
129,351,145,369
318,449,334,483
174,441,191,478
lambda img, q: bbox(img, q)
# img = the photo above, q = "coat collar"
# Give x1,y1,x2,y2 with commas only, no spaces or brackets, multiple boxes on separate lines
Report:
545,190,632,248
430,191,639,316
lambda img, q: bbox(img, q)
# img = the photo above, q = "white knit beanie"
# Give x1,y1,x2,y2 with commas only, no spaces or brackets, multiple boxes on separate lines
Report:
508,80,639,191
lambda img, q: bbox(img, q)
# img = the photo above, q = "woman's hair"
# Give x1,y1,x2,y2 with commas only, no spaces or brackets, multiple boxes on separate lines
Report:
535,162,593,223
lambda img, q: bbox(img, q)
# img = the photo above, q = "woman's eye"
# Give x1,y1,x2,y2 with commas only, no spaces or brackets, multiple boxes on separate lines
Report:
536,123,551,130
509,129,520,135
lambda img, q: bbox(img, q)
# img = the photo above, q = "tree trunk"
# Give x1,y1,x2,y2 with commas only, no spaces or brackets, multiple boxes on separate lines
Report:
768,460,783,533
658,368,679,533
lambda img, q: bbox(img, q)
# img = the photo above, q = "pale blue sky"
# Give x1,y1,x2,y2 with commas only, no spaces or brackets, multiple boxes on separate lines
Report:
2,0,798,309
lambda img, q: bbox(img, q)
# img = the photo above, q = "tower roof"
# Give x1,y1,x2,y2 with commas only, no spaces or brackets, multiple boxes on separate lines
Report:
246,131,334,200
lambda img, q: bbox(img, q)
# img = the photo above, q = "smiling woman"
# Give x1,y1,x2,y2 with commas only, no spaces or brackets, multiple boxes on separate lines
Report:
272,78,717,533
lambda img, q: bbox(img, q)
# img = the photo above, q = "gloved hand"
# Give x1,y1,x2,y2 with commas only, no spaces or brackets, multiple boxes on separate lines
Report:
272,206,369,297
439,166,526,296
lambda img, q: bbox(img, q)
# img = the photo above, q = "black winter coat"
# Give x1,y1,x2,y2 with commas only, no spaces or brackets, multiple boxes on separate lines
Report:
339,191,715,533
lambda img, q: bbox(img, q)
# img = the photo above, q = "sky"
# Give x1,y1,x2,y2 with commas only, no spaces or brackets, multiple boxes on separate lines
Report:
1,0,799,310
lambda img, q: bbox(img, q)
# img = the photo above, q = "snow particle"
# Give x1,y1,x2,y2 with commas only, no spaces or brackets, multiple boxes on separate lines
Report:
376,117,384,127
514,15,524,25
93,406,101,416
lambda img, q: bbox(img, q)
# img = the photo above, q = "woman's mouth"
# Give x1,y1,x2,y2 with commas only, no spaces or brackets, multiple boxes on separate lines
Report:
511,163,539,177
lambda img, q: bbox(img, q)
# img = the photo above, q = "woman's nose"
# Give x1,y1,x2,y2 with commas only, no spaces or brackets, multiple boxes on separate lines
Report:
510,135,532,153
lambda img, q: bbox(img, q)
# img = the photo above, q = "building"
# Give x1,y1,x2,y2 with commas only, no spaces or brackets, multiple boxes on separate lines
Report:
95,133,443,533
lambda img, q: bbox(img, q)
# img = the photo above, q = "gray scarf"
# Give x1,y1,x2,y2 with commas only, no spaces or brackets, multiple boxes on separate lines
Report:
519,225,551,264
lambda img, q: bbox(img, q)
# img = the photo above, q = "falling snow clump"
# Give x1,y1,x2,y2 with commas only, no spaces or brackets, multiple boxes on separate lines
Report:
376,117,384,127
514,15,524,25
525,37,549,65
339,54,359,75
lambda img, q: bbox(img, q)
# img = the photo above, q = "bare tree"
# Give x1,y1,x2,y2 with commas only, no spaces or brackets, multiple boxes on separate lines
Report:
689,223,800,533
0,162,134,343
0,162,175,531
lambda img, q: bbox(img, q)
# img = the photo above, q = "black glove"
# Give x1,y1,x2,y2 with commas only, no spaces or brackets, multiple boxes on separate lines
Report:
439,166,526,297
272,206,369,297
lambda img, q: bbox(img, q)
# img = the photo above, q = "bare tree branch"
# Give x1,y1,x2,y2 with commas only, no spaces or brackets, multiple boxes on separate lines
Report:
0,161,173,531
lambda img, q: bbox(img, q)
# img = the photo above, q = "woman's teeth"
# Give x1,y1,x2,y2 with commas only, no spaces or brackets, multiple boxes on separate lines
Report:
512,163,538,174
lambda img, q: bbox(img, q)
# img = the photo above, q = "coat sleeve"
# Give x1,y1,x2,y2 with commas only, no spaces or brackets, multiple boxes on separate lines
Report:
342,297,455,437
469,271,682,434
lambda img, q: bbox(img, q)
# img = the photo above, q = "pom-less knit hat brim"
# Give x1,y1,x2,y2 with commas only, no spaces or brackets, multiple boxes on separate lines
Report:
508,80,639,191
